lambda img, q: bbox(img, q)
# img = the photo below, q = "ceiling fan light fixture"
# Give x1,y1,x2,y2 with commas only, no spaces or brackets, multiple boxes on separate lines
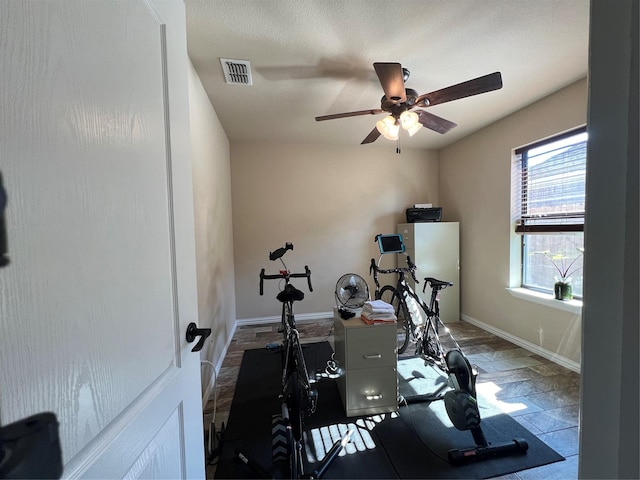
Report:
406,122,423,137
399,110,422,137
400,110,419,129
376,115,399,140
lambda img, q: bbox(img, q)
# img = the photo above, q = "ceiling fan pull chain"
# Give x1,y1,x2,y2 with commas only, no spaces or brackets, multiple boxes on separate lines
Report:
396,138,401,155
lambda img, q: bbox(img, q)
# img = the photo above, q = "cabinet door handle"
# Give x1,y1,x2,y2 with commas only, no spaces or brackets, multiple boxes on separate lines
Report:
363,353,382,359
365,394,383,400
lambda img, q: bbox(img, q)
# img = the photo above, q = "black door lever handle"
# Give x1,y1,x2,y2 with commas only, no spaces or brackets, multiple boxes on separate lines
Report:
186,322,212,352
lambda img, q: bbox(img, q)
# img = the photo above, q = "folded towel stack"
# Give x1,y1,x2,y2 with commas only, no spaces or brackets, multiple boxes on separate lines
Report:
361,299,396,325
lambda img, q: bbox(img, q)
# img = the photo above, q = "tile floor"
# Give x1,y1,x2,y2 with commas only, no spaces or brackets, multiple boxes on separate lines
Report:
204,318,580,479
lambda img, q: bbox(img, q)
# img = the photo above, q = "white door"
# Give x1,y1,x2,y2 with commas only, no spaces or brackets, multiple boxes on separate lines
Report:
0,1,205,478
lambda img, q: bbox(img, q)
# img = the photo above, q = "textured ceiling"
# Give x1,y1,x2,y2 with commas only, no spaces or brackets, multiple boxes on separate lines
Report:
185,1,589,150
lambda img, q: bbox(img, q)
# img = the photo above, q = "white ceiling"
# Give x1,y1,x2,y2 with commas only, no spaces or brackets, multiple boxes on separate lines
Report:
185,1,589,150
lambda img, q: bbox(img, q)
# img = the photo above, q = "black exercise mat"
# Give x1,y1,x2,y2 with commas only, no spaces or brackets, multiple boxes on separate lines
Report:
214,342,564,479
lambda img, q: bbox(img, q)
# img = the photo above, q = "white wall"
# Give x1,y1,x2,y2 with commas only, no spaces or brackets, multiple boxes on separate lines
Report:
438,79,588,366
230,142,438,320
187,62,237,385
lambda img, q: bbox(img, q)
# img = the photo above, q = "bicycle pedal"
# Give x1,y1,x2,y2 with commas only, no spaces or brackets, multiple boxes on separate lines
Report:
308,389,318,413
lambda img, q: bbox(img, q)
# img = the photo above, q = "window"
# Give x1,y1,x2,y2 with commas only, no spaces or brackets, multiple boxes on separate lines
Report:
513,127,587,298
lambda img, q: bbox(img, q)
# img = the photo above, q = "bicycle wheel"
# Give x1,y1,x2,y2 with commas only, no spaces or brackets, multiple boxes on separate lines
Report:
288,369,305,479
288,370,305,443
379,285,411,354
423,319,445,367
271,414,288,464
272,410,299,479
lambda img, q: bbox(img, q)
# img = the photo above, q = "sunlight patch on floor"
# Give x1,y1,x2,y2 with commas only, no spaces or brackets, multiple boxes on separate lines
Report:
304,412,398,463
476,381,529,415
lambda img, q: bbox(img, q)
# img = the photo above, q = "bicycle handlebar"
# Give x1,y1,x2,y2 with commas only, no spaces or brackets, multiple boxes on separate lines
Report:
369,255,419,290
259,265,313,295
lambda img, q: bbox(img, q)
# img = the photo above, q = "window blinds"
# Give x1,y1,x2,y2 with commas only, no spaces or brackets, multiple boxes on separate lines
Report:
513,127,587,234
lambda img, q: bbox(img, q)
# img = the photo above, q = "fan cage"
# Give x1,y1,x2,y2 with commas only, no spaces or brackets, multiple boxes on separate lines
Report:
335,274,370,311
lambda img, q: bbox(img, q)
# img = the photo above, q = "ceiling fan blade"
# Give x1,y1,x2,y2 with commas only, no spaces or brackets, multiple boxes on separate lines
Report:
415,72,503,108
361,127,381,144
373,62,406,103
315,108,384,121
415,110,458,134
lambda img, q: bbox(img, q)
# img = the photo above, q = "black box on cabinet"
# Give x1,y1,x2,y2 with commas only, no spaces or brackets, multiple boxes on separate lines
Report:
405,207,442,223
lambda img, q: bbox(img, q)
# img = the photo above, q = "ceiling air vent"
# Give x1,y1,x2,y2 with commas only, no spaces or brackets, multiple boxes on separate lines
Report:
220,58,253,86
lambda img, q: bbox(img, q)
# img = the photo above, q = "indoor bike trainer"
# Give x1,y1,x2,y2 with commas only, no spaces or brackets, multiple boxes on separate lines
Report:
403,348,529,464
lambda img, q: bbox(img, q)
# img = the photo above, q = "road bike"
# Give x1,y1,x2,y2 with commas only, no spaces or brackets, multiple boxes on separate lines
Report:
370,252,457,361
236,243,351,478
260,242,316,443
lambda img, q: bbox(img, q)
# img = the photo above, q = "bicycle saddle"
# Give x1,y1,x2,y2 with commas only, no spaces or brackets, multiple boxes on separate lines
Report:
424,277,454,289
277,283,305,303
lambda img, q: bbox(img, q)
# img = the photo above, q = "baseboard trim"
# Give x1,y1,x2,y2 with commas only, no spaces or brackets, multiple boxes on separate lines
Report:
461,314,581,373
236,311,334,326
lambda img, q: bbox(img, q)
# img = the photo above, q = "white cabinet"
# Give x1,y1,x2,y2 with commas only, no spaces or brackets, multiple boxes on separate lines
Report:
333,311,397,417
398,222,460,324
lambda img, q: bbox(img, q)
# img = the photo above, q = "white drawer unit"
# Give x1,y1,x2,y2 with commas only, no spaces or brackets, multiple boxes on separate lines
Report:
333,312,397,417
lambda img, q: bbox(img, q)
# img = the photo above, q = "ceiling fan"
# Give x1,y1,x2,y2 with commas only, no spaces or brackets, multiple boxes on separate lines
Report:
315,62,503,145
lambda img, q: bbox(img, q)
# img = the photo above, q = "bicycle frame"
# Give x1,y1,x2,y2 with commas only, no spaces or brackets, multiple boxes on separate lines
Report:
401,281,448,359
280,308,316,420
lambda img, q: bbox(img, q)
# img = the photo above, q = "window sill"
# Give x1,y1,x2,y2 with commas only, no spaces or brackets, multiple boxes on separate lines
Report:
506,287,582,314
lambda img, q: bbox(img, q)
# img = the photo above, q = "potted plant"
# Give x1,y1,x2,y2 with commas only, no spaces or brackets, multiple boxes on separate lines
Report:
537,248,584,300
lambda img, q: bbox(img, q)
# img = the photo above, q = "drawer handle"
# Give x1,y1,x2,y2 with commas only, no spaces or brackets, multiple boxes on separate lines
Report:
365,394,383,400
363,353,382,359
